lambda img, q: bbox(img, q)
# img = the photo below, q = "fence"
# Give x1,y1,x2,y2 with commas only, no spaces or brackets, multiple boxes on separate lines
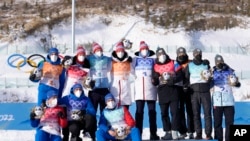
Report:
0,77,38,89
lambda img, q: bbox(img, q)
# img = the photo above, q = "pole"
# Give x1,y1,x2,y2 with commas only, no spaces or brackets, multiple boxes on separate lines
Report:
72,0,75,54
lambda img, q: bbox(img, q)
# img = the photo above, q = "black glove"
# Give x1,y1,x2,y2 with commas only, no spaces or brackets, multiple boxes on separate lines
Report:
202,59,210,65
235,82,241,88
183,87,189,93
80,110,86,116
57,111,65,118
90,80,95,89
29,73,36,81
30,112,36,120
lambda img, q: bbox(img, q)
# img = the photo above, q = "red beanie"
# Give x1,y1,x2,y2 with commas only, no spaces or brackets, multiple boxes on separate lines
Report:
139,41,149,51
92,42,103,53
76,45,86,55
115,42,125,52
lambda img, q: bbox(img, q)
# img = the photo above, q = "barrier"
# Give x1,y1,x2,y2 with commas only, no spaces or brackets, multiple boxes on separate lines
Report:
0,102,250,130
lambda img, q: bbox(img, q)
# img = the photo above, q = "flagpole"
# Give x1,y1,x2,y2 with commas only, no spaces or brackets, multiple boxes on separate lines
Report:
72,0,75,54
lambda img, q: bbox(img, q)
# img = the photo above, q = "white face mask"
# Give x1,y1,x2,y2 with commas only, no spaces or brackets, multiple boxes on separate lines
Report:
106,101,116,109
46,98,57,108
117,52,124,58
95,51,103,57
50,55,58,62
74,90,82,98
141,50,148,57
77,55,85,62
159,55,166,63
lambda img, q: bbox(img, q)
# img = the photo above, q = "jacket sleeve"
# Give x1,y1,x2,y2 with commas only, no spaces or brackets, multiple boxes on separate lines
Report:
58,68,66,98
98,112,110,133
86,99,96,116
123,107,135,127
29,62,44,83
30,119,40,128
151,65,160,86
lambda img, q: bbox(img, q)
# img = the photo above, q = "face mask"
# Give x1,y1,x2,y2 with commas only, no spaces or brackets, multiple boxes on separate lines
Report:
159,55,166,63
77,55,85,62
50,55,58,62
194,54,202,61
95,51,103,57
107,101,116,109
46,98,57,108
117,52,124,58
178,55,187,62
141,50,148,57
217,63,224,69
74,90,82,98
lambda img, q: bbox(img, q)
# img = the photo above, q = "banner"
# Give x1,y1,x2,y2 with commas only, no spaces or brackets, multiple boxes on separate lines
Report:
0,102,250,130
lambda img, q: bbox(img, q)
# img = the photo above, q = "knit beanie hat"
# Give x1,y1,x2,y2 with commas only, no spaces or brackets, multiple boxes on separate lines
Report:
92,42,103,53
215,54,224,64
48,47,59,55
72,83,83,92
139,41,149,51
105,93,115,103
76,45,86,55
176,47,187,55
46,90,58,100
115,42,125,52
156,47,166,57
193,48,202,56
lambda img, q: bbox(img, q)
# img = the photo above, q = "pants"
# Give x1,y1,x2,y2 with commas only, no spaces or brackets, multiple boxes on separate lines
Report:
213,106,234,141
178,86,194,134
135,100,158,135
96,127,141,141
88,88,110,113
62,114,97,141
159,100,180,131
191,91,212,136
35,128,61,141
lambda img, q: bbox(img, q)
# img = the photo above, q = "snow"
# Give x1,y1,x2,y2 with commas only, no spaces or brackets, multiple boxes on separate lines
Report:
1,13,250,140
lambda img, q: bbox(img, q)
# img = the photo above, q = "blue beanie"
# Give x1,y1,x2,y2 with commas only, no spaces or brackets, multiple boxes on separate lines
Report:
105,93,115,103
72,83,83,91
49,47,59,55
47,90,58,100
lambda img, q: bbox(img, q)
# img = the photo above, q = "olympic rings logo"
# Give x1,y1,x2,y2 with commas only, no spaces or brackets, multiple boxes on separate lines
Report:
7,54,46,73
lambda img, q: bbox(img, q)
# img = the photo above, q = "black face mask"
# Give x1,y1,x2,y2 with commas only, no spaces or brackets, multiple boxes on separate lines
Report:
177,55,188,62
217,63,224,69
194,54,202,61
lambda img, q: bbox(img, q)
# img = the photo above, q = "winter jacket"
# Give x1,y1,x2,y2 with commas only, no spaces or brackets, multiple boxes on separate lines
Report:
211,64,239,106
33,55,66,98
30,106,67,136
132,50,157,101
152,59,182,103
87,54,112,89
98,106,135,133
185,60,211,93
59,85,96,120
110,51,133,105
61,65,89,97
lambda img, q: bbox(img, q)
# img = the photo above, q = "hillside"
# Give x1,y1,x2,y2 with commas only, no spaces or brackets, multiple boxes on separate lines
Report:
1,0,250,44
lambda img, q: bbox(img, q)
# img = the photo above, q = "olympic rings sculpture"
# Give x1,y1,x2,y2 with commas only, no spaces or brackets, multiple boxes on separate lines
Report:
7,53,46,73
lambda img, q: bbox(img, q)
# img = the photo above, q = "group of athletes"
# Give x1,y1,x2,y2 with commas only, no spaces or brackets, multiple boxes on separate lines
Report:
27,39,240,141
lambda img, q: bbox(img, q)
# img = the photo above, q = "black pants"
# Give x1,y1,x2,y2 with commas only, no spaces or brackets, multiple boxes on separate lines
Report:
178,86,194,134
191,91,212,137
62,114,97,141
135,100,158,135
159,100,180,132
88,88,110,113
213,106,234,141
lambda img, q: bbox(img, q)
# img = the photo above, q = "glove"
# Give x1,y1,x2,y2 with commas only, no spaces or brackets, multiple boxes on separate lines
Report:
235,82,241,88
57,111,65,118
29,73,36,81
183,87,189,93
30,112,36,120
202,59,210,65
90,80,95,89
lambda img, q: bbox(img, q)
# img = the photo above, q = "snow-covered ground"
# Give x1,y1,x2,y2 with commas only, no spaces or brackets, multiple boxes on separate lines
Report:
1,14,250,141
